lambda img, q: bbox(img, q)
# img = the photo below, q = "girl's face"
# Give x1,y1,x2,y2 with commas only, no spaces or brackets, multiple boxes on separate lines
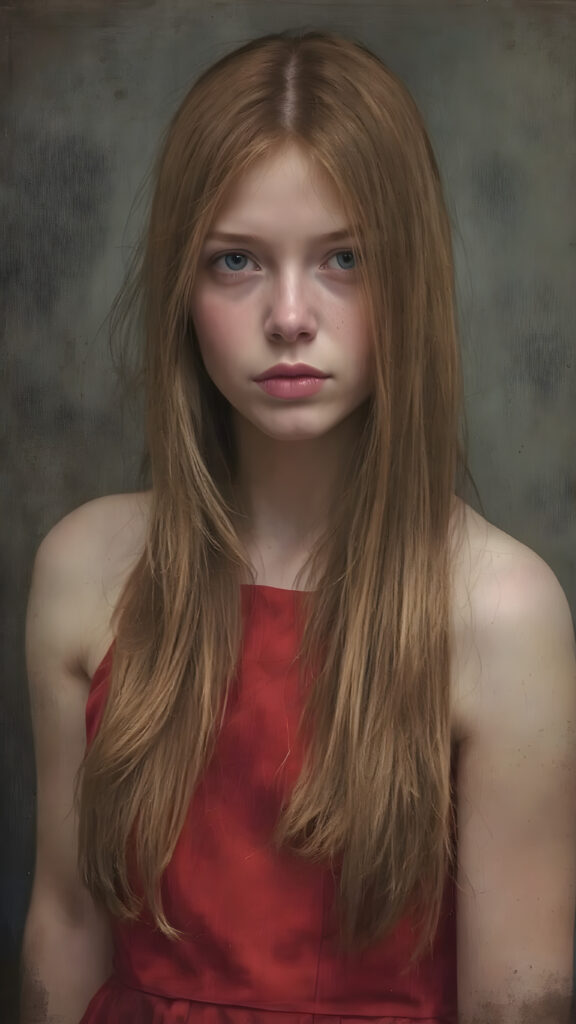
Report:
190,143,373,442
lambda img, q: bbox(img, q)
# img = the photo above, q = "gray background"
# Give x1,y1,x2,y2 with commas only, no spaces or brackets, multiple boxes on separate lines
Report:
1,0,575,1019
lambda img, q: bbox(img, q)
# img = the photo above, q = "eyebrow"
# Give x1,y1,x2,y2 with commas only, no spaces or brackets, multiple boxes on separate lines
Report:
204,228,358,245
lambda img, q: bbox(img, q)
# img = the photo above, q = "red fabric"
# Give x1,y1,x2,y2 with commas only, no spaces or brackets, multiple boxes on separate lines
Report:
80,584,458,1023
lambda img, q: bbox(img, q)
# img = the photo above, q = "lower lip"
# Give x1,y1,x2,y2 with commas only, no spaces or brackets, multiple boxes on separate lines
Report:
255,376,328,399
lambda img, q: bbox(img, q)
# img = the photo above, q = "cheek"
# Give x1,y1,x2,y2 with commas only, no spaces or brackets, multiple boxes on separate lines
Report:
191,293,234,371
191,292,220,343
334,302,372,365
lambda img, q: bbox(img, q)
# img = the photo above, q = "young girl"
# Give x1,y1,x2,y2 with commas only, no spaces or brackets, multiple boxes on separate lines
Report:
21,30,575,1024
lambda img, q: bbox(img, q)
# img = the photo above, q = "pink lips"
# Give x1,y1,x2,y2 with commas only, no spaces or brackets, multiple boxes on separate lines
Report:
255,376,328,399
253,362,329,382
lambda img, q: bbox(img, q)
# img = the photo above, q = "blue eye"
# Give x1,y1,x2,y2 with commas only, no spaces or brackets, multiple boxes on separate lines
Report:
211,252,257,274
330,250,356,270
222,252,250,271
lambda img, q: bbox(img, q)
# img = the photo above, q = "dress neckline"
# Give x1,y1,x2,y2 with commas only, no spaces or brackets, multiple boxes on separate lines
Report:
89,586,311,686
240,583,312,595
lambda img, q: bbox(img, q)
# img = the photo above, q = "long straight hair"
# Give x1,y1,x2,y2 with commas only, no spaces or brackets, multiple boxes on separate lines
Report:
78,29,468,962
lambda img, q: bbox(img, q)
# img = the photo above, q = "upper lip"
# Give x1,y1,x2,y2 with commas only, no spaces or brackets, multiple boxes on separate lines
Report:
254,362,329,381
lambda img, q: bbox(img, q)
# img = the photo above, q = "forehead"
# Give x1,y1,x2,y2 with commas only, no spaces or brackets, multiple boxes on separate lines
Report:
210,143,347,230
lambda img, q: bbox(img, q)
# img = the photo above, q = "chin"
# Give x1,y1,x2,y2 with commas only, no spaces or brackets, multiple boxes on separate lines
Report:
233,403,360,442
253,417,344,442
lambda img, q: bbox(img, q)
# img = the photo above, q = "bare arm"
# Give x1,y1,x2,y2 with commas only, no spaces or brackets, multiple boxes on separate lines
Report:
20,513,114,1024
456,544,576,1023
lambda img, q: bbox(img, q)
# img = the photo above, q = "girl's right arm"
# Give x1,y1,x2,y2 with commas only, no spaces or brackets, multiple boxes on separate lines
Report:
20,515,114,1024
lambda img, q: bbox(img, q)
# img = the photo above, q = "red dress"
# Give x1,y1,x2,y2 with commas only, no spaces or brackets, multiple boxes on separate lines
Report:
80,584,458,1023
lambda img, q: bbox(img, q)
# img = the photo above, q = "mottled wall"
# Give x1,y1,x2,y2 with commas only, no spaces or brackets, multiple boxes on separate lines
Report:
1,0,575,1018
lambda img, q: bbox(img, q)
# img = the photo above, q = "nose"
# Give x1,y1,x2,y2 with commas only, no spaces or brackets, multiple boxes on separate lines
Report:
263,269,318,344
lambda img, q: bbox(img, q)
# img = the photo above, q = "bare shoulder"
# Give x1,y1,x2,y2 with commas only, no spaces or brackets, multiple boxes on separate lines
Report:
450,500,576,741
37,490,150,567
451,500,571,622
29,491,151,682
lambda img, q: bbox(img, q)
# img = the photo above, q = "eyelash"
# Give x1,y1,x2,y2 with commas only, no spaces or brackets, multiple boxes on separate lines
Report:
210,249,359,278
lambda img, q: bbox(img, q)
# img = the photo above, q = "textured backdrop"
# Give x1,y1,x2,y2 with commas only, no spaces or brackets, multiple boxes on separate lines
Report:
1,1,575,1019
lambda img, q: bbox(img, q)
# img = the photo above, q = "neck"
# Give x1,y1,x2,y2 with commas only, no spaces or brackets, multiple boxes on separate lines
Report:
232,405,368,553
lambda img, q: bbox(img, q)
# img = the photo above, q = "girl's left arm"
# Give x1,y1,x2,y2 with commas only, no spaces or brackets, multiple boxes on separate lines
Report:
456,545,576,1024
